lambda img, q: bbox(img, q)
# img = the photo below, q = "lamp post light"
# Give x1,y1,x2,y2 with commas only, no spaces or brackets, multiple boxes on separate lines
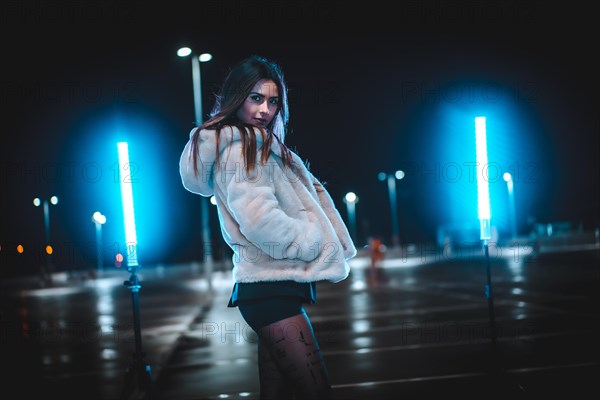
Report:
475,116,497,343
177,47,213,126
92,211,107,272
503,172,517,240
343,192,359,244
378,170,404,248
177,46,215,271
33,195,58,274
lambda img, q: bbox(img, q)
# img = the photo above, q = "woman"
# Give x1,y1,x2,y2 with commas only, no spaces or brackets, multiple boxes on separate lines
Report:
179,55,356,399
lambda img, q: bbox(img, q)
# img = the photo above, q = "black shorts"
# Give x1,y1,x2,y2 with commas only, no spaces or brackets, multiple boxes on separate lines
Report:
237,296,306,332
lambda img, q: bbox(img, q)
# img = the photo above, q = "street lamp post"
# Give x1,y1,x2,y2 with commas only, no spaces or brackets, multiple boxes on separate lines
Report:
178,47,215,278
503,172,517,240
33,195,58,279
177,47,212,126
343,192,359,244
116,141,156,398
378,170,404,248
92,211,107,273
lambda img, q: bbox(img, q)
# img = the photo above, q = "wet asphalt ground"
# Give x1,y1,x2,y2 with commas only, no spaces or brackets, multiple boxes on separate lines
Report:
1,243,599,399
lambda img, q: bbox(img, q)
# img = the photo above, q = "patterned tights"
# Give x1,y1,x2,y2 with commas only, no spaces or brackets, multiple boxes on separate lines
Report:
256,312,332,400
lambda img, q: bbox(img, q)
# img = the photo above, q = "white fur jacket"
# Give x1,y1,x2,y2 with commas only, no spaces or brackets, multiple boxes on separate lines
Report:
179,125,357,283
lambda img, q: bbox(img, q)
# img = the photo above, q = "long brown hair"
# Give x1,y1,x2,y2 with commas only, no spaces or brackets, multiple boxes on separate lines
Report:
189,55,293,174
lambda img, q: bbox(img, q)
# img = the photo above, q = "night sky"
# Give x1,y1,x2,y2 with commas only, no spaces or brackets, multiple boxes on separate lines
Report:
1,1,598,276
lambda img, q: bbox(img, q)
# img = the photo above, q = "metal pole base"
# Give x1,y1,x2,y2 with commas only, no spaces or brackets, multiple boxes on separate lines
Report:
120,357,156,399
483,240,498,343
120,268,158,399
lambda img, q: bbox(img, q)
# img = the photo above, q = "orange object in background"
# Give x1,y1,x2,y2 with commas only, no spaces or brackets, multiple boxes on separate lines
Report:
367,237,387,285
369,237,385,267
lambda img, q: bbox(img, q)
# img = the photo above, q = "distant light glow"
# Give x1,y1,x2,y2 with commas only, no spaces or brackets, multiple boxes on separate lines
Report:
377,172,386,181
92,211,107,225
395,170,405,180
50,196,58,205
100,348,118,361
475,116,491,239
199,53,213,62
503,172,512,182
117,142,139,267
353,336,373,348
46,245,53,255
115,253,123,268
351,279,366,291
345,192,358,203
33,198,41,207
210,196,217,205
352,320,370,333
177,47,192,57
17,244,24,253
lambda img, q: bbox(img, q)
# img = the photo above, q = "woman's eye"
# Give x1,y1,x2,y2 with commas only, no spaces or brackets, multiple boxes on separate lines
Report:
269,98,279,105
250,95,261,102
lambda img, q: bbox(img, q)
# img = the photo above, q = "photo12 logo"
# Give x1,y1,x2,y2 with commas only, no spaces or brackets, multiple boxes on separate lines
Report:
399,161,539,184
0,161,141,185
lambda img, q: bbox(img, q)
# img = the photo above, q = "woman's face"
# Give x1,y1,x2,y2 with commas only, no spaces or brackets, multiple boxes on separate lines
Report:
236,79,279,128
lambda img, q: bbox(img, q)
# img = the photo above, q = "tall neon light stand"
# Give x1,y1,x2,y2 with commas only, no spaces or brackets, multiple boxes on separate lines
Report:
475,117,497,343
117,142,156,399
